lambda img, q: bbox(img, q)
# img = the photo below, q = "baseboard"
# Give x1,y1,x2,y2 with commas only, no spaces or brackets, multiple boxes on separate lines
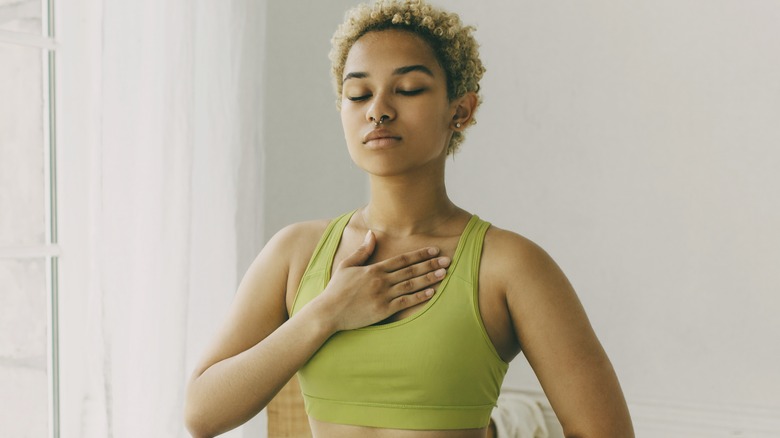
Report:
503,388,780,438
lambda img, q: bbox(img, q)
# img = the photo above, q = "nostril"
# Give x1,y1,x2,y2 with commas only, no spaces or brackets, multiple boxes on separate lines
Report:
370,114,389,126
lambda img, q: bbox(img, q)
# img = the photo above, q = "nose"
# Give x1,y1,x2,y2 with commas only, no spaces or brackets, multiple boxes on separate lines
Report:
366,91,396,125
371,115,389,125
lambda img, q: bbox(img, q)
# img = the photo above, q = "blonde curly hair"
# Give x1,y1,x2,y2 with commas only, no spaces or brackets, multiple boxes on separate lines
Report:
330,0,485,154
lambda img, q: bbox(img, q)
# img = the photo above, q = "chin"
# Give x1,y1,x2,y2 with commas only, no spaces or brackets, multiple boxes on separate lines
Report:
353,161,405,178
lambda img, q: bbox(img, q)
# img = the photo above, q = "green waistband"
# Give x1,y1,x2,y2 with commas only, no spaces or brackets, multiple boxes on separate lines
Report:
303,394,493,430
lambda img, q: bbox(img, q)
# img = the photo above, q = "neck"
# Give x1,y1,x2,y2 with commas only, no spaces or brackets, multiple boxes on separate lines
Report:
363,165,459,237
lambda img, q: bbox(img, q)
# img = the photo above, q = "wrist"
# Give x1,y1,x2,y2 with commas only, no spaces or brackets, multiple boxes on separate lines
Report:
300,295,339,338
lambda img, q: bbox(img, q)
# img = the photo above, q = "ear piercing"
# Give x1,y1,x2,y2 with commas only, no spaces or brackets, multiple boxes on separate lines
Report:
455,122,462,128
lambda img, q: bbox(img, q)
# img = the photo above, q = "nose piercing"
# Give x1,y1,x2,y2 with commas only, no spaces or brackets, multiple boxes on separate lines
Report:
372,115,388,127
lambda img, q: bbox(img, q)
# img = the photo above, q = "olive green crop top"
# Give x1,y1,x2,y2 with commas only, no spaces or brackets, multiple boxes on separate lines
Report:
290,211,509,430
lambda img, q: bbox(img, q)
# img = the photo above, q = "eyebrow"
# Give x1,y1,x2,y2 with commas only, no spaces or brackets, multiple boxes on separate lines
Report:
342,64,435,84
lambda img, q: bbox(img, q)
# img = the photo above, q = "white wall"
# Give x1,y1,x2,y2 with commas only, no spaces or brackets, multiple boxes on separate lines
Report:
262,1,368,236
282,0,780,435
439,0,780,435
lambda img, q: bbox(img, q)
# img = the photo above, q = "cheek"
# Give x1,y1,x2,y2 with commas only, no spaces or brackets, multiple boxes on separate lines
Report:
416,99,451,125
340,109,355,135
341,109,364,151
417,105,453,140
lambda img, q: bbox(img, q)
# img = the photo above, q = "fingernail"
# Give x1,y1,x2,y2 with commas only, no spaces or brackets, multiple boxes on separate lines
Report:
438,257,450,267
425,288,434,297
363,230,372,244
434,268,446,278
428,247,439,256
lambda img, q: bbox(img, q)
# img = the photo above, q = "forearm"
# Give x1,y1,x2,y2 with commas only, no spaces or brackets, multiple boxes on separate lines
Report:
185,301,335,437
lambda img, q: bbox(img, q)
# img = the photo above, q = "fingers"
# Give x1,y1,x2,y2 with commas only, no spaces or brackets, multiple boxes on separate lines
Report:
340,231,376,268
389,288,435,313
378,246,442,273
386,255,450,285
380,249,451,297
388,265,448,297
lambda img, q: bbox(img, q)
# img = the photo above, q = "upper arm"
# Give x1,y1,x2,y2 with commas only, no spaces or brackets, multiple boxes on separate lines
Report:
189,221,326,381
491,230,634,438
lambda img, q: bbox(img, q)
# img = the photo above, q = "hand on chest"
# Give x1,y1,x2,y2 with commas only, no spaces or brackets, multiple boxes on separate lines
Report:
332,232,462,324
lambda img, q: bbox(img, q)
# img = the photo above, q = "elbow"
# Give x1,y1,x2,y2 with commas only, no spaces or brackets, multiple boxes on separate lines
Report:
184,382,252,438
184,381,216,438
184,421,209,438
184,403,214,438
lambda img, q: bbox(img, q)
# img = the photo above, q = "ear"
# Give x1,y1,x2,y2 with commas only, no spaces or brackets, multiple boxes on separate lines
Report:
450,92,478,131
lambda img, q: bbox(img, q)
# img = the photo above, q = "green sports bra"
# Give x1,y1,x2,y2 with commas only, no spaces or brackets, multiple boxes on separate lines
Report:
290,211,509,430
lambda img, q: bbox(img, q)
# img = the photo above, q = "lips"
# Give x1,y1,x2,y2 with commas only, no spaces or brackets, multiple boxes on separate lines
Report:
362,129,401,144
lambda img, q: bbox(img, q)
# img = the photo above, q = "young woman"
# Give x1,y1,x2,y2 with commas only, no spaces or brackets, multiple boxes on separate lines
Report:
185,1,634,437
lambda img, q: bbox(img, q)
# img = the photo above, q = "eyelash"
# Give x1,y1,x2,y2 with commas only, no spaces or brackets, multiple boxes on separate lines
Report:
346,88,426,102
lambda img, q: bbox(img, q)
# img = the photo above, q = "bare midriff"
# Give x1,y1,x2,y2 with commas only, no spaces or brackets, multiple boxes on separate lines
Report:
309,418,489,438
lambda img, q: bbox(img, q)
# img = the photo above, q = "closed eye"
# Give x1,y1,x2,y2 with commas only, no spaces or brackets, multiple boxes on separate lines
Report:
346,94,371,102
398,88,425,96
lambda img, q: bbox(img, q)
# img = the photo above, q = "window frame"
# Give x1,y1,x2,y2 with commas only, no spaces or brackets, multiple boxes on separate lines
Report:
0,0,60,436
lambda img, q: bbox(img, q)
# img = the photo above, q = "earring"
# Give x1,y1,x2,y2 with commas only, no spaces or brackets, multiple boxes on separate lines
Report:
455,122,462,129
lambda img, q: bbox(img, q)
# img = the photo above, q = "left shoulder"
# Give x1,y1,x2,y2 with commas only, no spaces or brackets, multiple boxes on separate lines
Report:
481,224,569,296
482,224,547,261
479,223,635,436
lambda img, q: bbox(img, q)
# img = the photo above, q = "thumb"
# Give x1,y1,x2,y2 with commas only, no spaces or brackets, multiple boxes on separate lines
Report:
341,230,376,267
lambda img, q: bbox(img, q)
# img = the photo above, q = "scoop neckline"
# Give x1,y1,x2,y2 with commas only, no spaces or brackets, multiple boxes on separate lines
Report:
323,210,479,331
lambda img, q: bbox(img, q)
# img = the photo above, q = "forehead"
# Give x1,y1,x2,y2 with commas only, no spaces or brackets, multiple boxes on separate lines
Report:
344,29,443,77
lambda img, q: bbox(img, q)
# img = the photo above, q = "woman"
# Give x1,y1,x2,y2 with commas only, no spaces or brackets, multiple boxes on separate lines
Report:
185,1,634,437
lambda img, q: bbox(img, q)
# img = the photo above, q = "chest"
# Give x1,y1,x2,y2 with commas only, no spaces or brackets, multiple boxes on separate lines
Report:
286,224,520,363
333,231,462,323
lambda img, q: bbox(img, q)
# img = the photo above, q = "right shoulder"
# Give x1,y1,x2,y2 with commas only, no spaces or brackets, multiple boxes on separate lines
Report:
265,218,333,267
263,218,336,314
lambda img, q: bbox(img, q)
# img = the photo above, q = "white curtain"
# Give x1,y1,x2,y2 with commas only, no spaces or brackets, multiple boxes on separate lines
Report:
61,1,265,436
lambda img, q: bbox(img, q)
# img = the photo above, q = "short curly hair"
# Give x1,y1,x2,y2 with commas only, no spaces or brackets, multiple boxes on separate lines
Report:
330,0,485,154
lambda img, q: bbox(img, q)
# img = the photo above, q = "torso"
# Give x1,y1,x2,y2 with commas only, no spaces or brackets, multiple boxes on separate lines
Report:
283,210,521,437
308,421,490,438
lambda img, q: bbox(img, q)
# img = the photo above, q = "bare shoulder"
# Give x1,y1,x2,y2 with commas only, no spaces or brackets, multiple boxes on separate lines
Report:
481,225,570,296
480,224,585,352
482,225,544,260
267,218,333,250
265,218,333,267
256,219,332,298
